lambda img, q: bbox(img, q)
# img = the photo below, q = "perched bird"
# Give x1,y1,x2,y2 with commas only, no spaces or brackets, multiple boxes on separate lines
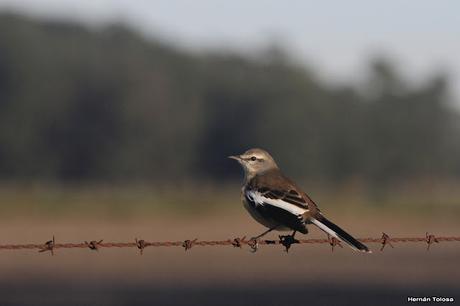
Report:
229,148,371,253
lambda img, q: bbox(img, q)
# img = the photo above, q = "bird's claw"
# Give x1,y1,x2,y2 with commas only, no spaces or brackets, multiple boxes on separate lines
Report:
248,238,259,253
279,234,299,252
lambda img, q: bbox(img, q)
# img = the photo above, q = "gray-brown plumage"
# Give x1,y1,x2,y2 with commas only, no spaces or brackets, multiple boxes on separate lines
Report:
229,148,371,253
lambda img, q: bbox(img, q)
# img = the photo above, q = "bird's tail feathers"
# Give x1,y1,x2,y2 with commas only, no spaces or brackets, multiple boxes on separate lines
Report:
311,215,371,253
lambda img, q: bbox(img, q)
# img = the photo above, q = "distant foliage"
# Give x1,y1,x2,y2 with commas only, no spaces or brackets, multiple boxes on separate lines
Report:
0,13,459,183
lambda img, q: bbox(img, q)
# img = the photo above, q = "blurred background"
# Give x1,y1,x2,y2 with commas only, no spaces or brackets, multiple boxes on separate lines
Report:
0,1,459,305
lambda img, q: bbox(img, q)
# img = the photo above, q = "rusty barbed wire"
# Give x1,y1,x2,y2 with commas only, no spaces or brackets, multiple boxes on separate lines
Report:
0,233,459,255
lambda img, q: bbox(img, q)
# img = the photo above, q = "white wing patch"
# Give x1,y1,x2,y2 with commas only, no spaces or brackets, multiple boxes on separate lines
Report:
247,190,308,216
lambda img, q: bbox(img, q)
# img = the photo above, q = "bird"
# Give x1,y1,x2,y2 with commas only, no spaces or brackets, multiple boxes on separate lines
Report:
229,148,371,253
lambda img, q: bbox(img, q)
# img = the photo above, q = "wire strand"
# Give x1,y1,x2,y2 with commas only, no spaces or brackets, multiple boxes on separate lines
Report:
0,233,458,254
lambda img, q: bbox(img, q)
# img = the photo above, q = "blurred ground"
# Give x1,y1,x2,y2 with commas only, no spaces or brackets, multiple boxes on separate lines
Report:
0,188,459,305
1,282,457,306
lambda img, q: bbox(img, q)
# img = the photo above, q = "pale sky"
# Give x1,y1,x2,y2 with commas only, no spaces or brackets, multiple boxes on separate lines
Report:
1,0,459,104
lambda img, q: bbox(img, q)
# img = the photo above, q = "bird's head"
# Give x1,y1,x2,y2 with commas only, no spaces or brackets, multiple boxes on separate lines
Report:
228,148,278,178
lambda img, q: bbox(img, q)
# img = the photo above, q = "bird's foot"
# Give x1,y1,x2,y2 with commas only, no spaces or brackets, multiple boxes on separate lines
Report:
279,234,300,253
248,237,259,253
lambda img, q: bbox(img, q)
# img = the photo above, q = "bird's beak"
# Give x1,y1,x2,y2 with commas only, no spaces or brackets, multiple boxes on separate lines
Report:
228,155,241,161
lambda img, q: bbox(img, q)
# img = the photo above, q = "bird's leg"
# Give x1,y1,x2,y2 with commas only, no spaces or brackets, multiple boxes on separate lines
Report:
251,226,278,241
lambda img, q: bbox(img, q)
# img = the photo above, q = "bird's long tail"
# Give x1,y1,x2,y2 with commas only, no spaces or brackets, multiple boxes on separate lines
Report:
311,215,371,253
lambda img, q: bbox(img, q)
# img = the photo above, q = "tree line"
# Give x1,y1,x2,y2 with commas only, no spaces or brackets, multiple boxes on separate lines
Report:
0,13,459,184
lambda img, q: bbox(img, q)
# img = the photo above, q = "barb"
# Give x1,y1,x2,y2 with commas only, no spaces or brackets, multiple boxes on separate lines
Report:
231,237,245,248
0,234,459,254
327,235,343,252
425,232,439,251
380,232,394,251
38,235,55,256
182,239,198,251
85,240,103,251
135,238,146,255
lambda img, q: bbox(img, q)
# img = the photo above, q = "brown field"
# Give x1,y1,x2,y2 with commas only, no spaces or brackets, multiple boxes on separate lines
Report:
0,185,459,305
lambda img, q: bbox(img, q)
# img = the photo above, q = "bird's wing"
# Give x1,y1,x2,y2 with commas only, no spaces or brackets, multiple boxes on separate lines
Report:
246,170,320,215
259,187,309,210
246,186,309,216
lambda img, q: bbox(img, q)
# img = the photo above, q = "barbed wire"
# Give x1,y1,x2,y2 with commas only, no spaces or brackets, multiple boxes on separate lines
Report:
0,232,459,255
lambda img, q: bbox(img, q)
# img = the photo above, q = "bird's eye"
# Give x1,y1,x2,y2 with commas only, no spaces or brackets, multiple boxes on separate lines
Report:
250,156,257,161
